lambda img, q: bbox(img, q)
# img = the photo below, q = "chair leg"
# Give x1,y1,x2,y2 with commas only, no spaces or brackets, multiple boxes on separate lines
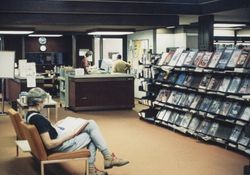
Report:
85,159,89,175
41,162,44,175
16,145,19,157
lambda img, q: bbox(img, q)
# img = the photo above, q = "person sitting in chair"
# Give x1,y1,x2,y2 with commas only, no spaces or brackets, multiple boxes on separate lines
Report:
25,87,129,175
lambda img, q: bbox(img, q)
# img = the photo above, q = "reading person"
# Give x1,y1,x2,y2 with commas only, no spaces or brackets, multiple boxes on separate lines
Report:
25,87,129,175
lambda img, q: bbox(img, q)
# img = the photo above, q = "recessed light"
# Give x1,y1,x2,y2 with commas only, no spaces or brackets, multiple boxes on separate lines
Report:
87,31,134,35
28,34,63,37
0,31,34,35
214,23,246,28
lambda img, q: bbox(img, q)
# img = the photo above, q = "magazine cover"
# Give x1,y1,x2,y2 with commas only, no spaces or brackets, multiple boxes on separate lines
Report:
207,122,219,136
238,77,250,94
162,110,172,122
198,51,213,68
226,49,242,68
190,75,203,89
208,48,224,68
183,93,196,107
168,112,179,124
157,52,169,66
227,76,241,93
240,106,250,121
218,76,231,92
168,48,185,66
167,91,182,105
227,102,242,118
188,117,201,132
235,50,249,68
190,95,202,109
182,74,194,87
199,74,212,89
237,132,250,146
176,51,189,67
192,51,205,67
229,125,243,142
174,114,185,126
175,72,187,85
177,93,188,106
218,101,232,116
180,113,192,128
156,89,171,102
206,76,223,91
216,48,234,69
156,109,167,120
196,120,212,134
199,97,213,112
166,72,179,84
183,51,197,67
208,99,221,114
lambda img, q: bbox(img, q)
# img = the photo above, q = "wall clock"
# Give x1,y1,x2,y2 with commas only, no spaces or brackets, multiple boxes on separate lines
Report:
40,45,47,52
38,37,47,45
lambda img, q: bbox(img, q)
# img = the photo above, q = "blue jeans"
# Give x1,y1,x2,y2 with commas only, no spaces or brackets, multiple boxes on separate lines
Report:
53,120,108,164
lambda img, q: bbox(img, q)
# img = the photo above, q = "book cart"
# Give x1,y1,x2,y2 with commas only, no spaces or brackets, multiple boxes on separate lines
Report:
138,47,250,155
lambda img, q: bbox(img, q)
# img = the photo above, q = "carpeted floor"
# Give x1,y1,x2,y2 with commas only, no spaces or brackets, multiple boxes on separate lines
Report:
0,100,248,175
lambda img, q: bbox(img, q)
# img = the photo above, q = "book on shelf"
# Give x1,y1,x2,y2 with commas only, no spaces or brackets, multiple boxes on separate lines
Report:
176,51,189,67
199,97,213,112
167,91,183,105
218,76,231,92
208,48,224,68
192,51,205,67
238,77,250,94
156,109,167,120
198,51,213,68
229,125,243,142
226,76,242,93
226,49,242,68
162,110,172,122
208,99,221,114
190,95,202,109
56,116,89,135
227,102,242,119
180,113,192,128
183,93,196,108
216,48,234,69
240,106,250,121
183,51,197,67
235,50,250,68
207,122,219,136
168,48,185,67
199,74,212,89
237,132,250,146
218,101,232,116
175,72,187,85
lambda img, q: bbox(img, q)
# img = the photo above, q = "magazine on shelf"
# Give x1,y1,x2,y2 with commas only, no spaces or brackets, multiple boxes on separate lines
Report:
207,122,219,136
208,99,221,114
180,113,192,128
157,52,169,66
161,110,171,122
188,117,201,132
215,124,232,140
218,101,232,116
174,114,185,126
237,132,250,146
238,77,250,94
190,95,202,109
168,112,179,124
198,51,213,68
168,48,185,67
175,72,187,85
183,51,197,67
183,93,196,107
229,125,243,142
240,106,250,121
177,93,188,106
206,75,223,91
190,75,203,88
208,48,224,68
199,74,212,89
56,116,89,134
156,71,169,82
216,48,234,69
156,109,167,120
182,75,194,87
227,102,242,118
156,89,171,103
235,51,250,68
196,120,212,134
226,49,242,68
167,91,183,105
227,76,242,93
199,97,213,112
192,51,205,67
245,52,250,69
218,76,231,92
176,51,189,67
166,72,179,84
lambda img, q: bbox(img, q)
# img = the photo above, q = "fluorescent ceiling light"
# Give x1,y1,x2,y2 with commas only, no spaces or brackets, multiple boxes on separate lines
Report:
0,31,34,34
88,31,134,35
214,23,246,28
166,26,175,29
28,34,63,37
214,27,243,30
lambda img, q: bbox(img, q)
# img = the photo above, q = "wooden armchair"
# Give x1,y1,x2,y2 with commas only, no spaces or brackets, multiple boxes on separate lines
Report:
20,121,90,175
8,108,30,156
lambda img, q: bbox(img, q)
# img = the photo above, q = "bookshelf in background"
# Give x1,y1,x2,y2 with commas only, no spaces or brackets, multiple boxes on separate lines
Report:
138,47,250,155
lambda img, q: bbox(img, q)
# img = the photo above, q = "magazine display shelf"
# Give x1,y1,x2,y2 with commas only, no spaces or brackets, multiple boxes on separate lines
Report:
138,47,250,155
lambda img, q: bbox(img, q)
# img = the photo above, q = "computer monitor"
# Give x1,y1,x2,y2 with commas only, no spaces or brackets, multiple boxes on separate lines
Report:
100,59,113,72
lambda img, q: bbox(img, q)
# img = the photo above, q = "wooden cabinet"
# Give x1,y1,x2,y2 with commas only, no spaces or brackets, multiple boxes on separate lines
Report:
68,75,134,111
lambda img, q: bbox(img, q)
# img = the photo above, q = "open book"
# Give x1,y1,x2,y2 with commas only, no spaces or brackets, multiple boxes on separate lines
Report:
56,116,89,134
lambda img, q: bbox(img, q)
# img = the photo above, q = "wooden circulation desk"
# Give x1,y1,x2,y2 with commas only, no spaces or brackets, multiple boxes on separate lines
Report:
68,74,135,111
